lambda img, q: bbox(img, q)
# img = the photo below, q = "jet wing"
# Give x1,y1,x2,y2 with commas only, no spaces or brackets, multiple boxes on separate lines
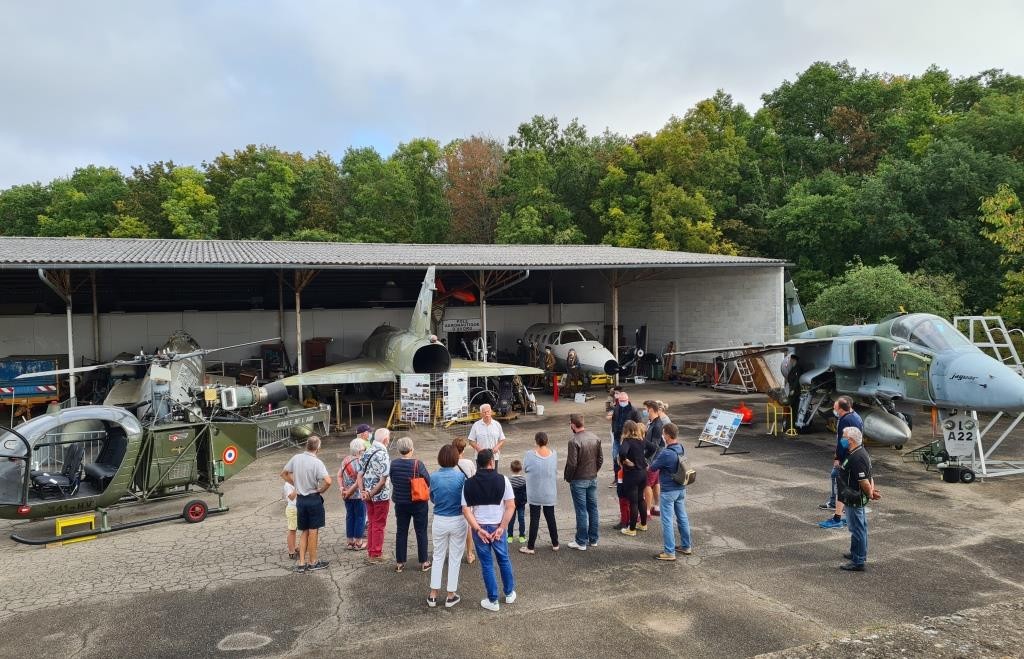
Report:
449,359,544,378
666,338,834,361
280,359,396,386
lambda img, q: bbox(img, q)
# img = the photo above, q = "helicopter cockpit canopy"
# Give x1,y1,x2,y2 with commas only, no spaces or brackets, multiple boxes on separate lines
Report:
890,314,973,353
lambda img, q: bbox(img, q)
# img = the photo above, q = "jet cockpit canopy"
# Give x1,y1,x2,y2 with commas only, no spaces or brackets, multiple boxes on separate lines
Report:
890,314,973,352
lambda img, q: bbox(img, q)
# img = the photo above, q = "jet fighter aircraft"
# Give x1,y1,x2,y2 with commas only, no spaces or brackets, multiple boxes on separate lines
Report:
280,267,543,387
668,284,1024,450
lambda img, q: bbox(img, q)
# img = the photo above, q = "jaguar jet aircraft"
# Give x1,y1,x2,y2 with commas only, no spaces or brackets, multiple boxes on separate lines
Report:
669,302,1024,449
281,267,543,387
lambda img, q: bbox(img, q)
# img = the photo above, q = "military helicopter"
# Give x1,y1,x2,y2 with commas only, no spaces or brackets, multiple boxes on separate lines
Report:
668,281,1024,463
0,331,329,544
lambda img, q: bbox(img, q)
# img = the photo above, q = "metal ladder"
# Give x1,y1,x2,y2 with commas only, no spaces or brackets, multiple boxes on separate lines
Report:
954,315,1023,375
713,351,757,393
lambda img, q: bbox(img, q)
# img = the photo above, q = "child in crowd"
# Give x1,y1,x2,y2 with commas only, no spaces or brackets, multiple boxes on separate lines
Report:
508,459,527,542
339,438,367,550
614,467,630,531
283,480,298,559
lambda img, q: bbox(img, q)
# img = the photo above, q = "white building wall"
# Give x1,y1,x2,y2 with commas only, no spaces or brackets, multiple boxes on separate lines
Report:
612,266,784,360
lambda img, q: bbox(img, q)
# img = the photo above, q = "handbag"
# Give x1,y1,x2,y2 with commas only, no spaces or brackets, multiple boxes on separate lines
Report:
410,460,430,503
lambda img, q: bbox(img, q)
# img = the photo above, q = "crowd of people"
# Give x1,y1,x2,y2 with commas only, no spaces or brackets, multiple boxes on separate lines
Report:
278,388,882,611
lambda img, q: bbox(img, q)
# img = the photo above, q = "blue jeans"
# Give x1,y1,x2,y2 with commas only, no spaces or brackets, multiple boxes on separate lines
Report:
845,504,867,565
569,479,599,546
827,466,840,507
611,433,621,474
659,488,692,555
344,499,366,539
472,523,515,603
508,503,526,538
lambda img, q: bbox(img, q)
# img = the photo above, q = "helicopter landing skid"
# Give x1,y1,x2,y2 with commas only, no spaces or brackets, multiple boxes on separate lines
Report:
9,504,229,546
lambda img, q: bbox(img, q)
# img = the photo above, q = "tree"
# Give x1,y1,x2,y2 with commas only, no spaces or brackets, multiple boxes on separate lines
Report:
805,261,963,326
122,162,176,238
161,166,219,239
339,147,417,242
444,136,506,243
36,166,128,237
979,184,1024,325
391,138,449,242
0,183,50,236
204,145,302,239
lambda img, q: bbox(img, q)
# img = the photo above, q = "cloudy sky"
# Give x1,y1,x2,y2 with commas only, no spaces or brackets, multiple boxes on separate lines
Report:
1,0,1022,188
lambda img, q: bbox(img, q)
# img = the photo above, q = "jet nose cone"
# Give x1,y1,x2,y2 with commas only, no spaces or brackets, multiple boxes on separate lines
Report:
941,354,1024,412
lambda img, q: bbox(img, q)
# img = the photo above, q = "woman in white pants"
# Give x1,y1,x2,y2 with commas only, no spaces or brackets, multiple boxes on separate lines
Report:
427,444,469,608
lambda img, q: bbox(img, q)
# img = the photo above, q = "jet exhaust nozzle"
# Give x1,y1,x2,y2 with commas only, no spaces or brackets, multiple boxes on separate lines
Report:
413,343,451,374
604,359,619,375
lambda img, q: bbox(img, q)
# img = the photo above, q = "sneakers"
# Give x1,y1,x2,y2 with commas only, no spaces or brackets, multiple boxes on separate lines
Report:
480,598,500,612
839,562,865,572
567,541,587,551
505,590,517,604
679,547,693,555
612,523,625,530
636,524,648,532
818,502,836,510
445,594,461,608
308,560,330,571
655,552,676,561
620,528,637,537
518,535,526,543
366,556,386,564
843,552,853,560
519,546,535,554
294,564,307,574
427,595,437,608
818,517,847,529
608,481,617,488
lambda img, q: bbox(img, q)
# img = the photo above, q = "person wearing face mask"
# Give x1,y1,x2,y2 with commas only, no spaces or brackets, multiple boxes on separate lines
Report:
606,389,641,489
642,400,668,518
834,426,881,571
819,396,863,529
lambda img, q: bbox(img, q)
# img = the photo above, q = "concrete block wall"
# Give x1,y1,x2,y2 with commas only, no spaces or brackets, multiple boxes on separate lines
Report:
611,266,784,360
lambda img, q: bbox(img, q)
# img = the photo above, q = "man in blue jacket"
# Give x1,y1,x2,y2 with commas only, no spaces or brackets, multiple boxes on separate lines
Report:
819,396,863,529
648,423,692,561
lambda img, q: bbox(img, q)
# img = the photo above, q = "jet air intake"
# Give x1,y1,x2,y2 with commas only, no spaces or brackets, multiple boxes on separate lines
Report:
604,359,620,375
413,343,451,374
220,381,289,411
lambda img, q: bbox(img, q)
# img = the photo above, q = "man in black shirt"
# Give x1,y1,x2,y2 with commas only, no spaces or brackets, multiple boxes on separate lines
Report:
785,354,804,432
837,426,881,571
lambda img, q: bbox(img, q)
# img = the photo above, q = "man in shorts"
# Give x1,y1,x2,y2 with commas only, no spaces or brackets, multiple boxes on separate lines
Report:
281,435,332,573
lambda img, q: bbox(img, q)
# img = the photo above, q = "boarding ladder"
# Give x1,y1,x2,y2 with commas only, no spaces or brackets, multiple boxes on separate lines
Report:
950,315,1024,478
713,350,757,394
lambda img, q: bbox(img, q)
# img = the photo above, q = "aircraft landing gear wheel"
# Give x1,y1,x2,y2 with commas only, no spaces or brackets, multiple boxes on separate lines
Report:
959,467,976,484
896,412,913,430
893,445,904,450
184,499,209,523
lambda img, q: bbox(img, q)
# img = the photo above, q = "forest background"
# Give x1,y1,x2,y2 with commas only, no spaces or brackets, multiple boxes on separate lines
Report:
2,62,1023,327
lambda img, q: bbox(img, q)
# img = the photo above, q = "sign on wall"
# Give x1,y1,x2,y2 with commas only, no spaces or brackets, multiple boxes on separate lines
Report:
440,318,482,333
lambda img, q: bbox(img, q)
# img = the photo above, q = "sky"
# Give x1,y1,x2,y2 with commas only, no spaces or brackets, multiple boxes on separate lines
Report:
1,0,1023,189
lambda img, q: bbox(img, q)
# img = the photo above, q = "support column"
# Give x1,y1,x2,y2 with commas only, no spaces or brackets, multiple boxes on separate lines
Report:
91,271,100,361
37,269,76,404
291,270,318,402
278,271,285,353
612,274,620,386
548,274,554,323
479,270,488,362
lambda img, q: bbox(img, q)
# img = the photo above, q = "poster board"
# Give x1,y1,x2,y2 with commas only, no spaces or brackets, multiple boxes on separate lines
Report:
696,408,745,452
443,371,469,420
400,374,431,423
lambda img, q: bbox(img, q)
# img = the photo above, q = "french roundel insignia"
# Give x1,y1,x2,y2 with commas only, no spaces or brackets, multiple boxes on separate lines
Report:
222,445,239,465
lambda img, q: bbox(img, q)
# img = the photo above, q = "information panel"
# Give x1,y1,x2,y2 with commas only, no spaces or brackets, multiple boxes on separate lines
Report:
697,408,744,449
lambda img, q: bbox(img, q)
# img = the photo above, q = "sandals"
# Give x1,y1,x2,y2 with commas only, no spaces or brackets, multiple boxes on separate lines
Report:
420,561,432,572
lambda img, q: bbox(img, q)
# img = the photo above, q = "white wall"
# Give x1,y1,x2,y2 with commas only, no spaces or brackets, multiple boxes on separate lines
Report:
611,266,784,359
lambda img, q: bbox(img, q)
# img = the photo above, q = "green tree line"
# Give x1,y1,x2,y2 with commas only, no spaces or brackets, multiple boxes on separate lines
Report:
2,61,1023,325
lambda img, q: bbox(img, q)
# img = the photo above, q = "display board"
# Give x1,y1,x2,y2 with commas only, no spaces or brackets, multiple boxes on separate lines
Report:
400,374,431,423
696,408,744,452
443,371,469,419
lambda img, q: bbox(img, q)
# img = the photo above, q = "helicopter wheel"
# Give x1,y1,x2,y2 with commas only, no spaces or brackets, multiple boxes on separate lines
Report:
183,499,209,523
959,467,976,484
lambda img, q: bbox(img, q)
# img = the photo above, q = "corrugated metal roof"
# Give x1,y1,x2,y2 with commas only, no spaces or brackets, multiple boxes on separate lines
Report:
0,237,784,269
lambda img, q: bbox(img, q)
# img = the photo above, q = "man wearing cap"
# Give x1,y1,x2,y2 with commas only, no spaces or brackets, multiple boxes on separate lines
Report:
355,424,373,450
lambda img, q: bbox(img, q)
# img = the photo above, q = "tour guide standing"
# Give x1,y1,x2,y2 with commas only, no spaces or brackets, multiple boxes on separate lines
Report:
837,426,881,571
468,403,506,467
462,449,518,611
280,435,332,573
648,423,692,560
564,413,603,550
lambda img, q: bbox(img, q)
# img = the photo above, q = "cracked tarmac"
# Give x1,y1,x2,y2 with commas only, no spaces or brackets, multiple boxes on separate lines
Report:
1,384,1022,658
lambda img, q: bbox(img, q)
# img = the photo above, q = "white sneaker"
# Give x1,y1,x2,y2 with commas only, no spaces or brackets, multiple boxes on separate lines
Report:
480,598,500,612
505,590,517,604
567,541,587,551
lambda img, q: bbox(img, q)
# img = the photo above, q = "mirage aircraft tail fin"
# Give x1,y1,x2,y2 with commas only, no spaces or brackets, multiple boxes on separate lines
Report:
410,266,436,337
784,275,809,338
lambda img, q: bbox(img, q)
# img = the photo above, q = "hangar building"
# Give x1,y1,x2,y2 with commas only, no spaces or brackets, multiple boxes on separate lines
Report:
0,237,786,381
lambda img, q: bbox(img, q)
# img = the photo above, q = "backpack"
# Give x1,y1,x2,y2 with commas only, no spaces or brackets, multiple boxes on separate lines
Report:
670,449,697,487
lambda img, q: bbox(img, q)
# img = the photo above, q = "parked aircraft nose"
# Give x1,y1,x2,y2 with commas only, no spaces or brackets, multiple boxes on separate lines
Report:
937,353,1024,412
